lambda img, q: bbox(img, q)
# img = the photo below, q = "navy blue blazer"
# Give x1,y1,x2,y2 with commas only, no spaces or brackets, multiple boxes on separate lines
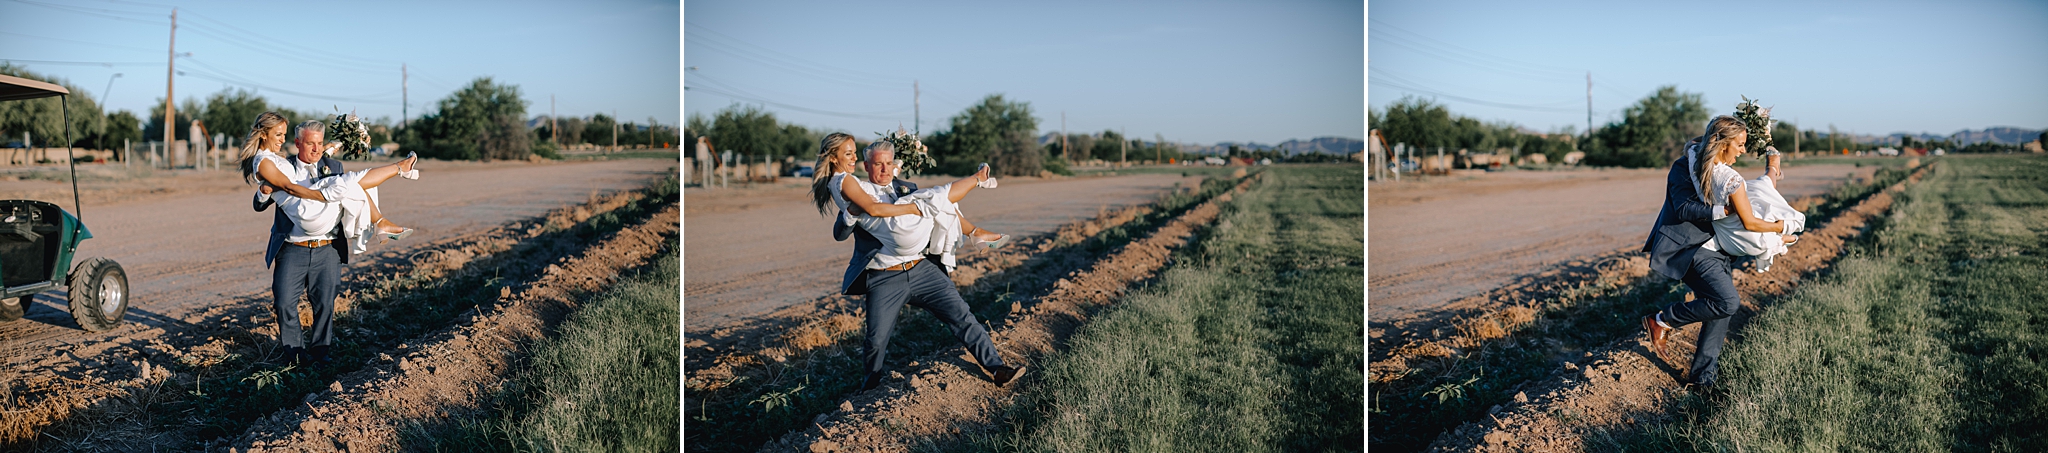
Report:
1642,151,1718,280
253,155,351,268
833,178,919,295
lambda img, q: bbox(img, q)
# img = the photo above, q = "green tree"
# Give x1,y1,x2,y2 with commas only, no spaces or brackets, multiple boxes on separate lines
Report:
1089,129,1125,161
92,110,143,151
400,77,530,160
927,94,1040,176
0,63,105,148
1374,96,1454,151
144,97,206,144
1583,85,1707,168
198,88,269,147
707,104,777,158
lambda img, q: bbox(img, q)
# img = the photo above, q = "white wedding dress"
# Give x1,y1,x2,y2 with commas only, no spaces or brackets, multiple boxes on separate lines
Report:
257,151,381,254
829,172,970,272
1708,169,1806,271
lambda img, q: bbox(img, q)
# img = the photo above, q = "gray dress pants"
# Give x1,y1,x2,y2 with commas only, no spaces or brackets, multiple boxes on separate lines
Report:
272,242,340,349
861,260,1006,375
1660,248,1741,385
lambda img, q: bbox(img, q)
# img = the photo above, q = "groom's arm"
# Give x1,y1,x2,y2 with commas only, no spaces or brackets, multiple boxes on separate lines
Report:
1666,160,1721,223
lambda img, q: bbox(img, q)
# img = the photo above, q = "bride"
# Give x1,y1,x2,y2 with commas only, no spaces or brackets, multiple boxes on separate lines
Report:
234,111,419,254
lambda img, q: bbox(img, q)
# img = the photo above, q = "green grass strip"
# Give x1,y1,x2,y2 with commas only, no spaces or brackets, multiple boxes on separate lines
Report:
1615,156,2048,452
425,248,680,452
976,165,1363,452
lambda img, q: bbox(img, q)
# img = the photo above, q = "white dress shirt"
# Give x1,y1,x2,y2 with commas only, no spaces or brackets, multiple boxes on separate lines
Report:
829,173,965,271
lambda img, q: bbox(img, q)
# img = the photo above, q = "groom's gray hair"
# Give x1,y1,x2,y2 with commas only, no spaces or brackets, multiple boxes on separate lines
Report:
295,120,327,141
864,140,895,161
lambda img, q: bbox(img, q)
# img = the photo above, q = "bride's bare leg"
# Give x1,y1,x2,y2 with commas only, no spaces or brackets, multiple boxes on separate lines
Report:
945,164,992,203
364,195,406,235
958,216,1003,242
355,154,418,190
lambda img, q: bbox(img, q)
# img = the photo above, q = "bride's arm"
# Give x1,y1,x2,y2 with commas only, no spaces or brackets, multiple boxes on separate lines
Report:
840,176,920,217
255,159,329,202
1726,185,1785,233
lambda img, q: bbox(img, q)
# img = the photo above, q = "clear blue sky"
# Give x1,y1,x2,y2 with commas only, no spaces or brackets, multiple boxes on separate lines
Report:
1369,0,2048,138
684,0,1364,145
1,0,679,127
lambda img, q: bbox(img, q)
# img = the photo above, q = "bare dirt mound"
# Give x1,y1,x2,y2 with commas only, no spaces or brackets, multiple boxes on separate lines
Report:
683,173,1192,331
1369,164,1877,323
1425,163,1932,452
757,173,1261,453
9,172,675,451
229,205,678,452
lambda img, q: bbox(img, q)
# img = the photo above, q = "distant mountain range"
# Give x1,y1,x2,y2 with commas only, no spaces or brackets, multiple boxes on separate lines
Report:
1817,127,2042,147
1035,133,1363,156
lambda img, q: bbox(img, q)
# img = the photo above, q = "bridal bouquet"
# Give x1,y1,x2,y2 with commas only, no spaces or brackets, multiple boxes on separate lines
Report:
1734,95,1776,154
327,108,373,159
874,127,936,173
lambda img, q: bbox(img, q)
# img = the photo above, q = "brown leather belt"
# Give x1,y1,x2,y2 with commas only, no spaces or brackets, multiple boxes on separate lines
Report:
290,239,333,248
880,258,923,271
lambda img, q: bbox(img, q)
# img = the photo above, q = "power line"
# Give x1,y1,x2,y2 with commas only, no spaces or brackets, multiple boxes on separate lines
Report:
684,33,906,91
179,10,391,67
685,85,910,121
1368,67,1579,108
684,21,906,84
0,31,162,54
6,0,166,25
1368,31,1579,82
2,58,161,67
1373,80,1583,113
687,70,907,116
1368,18,1580,75
177,66,400,104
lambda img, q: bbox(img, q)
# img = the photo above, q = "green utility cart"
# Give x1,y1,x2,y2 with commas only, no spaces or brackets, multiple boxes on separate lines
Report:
0,73,130,331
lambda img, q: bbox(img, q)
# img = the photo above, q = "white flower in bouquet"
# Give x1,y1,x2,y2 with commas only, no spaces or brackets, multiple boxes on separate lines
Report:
327,106,373,159
1734,95,1776,154
875,127,936,174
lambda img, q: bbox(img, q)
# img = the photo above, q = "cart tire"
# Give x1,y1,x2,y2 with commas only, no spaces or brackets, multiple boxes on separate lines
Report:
67,257,128,332
0,295,24,322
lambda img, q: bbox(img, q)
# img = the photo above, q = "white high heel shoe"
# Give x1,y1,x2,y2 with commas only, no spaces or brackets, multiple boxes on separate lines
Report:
399,152,420,180
976,163,998,189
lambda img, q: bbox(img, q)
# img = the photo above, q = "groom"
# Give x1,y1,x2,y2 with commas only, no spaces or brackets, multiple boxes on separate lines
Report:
253,121,350,366
1640,132,1784,388
832,142,1021,391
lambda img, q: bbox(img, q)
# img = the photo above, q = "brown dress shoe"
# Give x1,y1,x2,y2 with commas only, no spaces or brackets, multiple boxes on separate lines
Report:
1643,315,1671,359
987,365,1025,386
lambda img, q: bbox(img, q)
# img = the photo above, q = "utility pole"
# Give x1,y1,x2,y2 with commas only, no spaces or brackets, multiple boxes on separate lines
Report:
1120,127,1126,167
1793,117,1799,155
1156,133,1163,165
401,63,408,128
1585,71,1592,141
550,94,557,146
1830,123,1838,155
913,80,920,136
163,8,177,151
611,109,618,153
1060,111,1067,162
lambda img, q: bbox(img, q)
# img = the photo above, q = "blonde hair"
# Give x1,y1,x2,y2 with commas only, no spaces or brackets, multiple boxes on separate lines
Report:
810,132,857,215
236,111,290,185
1693,115,1747,203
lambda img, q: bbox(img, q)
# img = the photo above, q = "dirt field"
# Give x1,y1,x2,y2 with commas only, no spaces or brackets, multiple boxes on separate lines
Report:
0,158,670,446
1367,163,1875,322
682,173,1194,331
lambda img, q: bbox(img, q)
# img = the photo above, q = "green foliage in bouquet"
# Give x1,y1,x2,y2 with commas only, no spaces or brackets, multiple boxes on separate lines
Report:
1734,95,1775,154
327,107,373,159
875,128,936,174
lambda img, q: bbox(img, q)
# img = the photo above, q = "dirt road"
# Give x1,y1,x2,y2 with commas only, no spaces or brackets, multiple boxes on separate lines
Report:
1368,164,1872,322
682,173,1191,331
0,158,670,356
